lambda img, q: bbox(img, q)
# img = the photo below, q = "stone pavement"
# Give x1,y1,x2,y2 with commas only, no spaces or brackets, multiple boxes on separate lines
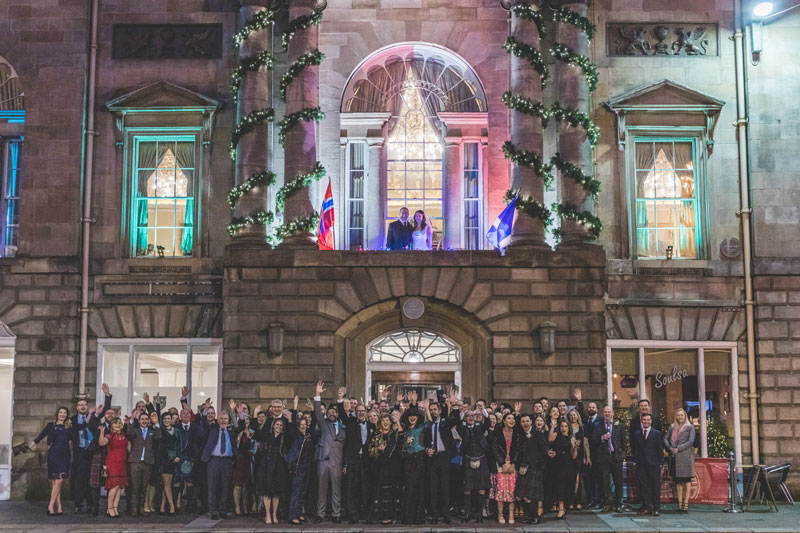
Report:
0,502,797,532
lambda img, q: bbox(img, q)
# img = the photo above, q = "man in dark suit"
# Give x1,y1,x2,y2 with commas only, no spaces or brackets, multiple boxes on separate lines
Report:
423,400,458,524
632,413,664,516
176,399,207,513
386,207,413,250
70,383,112,515
336,388,374,524
84,384,112,517
581,400,603,508
126,412,161,516
589,406,625,512
312,381,346,523
629,399,662,459
200,409,244,520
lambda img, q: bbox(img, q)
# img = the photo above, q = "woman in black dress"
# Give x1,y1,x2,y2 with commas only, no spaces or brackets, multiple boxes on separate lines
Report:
544,406,562,512
399,392,425,525
567,409,590,510
515,414,548,524
156,412,182,515
254,416,289,524
548,420,579,519
368,412,402,524
30,406,72,515
286,412,316,524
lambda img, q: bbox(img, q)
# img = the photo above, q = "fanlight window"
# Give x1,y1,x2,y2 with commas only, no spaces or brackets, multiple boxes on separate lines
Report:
0,55,23,110
369,330,460,364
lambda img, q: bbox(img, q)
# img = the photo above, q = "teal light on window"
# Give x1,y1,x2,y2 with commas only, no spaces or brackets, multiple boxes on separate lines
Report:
633,138,700,259
1,137,22,257
131,137,196,257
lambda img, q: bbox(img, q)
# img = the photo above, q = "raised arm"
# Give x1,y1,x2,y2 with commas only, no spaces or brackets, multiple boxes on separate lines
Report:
313,381,326,427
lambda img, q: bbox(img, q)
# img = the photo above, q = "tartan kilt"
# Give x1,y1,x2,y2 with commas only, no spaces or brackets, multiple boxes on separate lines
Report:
89,448,107,488
462,455,491,490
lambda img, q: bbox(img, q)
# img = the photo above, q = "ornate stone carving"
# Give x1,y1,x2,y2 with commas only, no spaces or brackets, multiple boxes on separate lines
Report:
608,23,717,57
112,24,223,60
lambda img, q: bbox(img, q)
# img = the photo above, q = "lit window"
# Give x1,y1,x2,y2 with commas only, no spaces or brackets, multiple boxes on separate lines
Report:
386,69,443,241
347,142,365,250
132,138,196,257
463,142,481,250
369,329,459,363
0,138,21,257
634,139,699,258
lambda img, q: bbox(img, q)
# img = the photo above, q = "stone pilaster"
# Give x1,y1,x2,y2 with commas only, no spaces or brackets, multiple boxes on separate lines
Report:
444,137,462,250
556,0,594,244
232,0,274,243
506,1,548,248
366,136,384,250
281,0,322,246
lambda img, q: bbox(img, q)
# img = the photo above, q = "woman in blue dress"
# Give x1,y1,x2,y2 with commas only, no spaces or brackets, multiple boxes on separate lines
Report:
30,406,72,516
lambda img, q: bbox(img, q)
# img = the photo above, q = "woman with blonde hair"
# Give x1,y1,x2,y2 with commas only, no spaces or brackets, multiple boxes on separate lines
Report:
664,408,695,512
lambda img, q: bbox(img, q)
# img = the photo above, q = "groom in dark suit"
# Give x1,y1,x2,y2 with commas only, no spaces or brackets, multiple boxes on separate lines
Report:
632,413,664,516
386,206,413,250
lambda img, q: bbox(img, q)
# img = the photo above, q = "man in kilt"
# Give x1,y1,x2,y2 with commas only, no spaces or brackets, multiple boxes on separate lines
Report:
515,414,548,524
454,405,491,523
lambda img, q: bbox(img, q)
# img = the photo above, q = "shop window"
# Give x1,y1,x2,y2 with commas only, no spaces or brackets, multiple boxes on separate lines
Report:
633,138,700,259
98,340,220,416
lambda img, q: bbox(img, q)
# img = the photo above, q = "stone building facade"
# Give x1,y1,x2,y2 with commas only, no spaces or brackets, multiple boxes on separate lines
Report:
0,0,798,498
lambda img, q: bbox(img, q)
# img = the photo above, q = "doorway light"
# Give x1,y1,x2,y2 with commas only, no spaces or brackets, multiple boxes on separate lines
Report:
753,2,773,17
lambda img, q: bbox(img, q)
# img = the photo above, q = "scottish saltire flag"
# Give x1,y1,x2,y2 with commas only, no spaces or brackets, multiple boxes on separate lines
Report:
317,178,335,250
486,193,517,255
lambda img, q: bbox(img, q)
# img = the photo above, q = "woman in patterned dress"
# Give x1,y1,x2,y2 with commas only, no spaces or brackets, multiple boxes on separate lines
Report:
98,417,128,518
30,407,72,516
491,412,519,524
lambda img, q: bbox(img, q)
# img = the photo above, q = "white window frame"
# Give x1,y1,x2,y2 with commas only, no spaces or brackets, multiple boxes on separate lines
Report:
0,138,22,256
345,139,367,251
0,325,16,501
605,339,741,465
461,139,483,250
95,337,222,413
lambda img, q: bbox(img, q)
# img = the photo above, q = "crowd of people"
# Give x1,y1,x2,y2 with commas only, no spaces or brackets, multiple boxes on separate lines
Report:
28,383,697,525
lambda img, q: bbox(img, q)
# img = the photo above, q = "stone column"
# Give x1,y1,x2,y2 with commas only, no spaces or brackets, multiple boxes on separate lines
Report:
232,0,273,242
281,0,321,246
506,0,548,248
557,0,594,244
444,136,462,250
365,136,384,250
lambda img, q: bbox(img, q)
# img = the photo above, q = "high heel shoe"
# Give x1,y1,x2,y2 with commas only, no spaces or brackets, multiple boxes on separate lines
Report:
557,509,567,519
498,516,506,524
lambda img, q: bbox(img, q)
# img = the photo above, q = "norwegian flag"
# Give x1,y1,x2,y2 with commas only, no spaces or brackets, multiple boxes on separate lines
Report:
317,177,335,250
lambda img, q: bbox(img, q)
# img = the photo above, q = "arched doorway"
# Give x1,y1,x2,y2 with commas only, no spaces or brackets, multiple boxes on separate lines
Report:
365,328,461,402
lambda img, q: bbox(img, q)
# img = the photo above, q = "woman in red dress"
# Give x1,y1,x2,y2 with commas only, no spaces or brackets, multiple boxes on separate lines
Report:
99,417,129,518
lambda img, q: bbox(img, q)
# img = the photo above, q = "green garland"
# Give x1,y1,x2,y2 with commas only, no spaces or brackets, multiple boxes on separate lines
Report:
227,170,277,209
552,6,596,41
510,3,547,38
550,153,600,198
502,141,554,188
229,107,275,159
226,210,275,237
552,202,602,238
275,214,320,241
504,189,552,229
277,107,325,146
548,102,600,146
550,43,598,92
233,8,279,50
280,49,325,101
504,37,549,87
501,91,549,121
275,162,326,211
231,50,275,102
280,10,323,51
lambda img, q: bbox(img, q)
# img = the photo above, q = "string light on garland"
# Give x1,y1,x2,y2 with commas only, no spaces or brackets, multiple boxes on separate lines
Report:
277,107,325,146
510,2,547,38
227,170,277,209
550,153,600,198
552,202,602,238
550,43,598,92
504,189,552,228
548,101,600,146
233,8,279,50
275,162,326,211
229,107,275,159
280,11,323,51
504,37,550,87
275,214,320,241
552,6,596,40
502,141,554,188
280,49,325,101
231,50,275,102
227,210,275,237
501,91,549,120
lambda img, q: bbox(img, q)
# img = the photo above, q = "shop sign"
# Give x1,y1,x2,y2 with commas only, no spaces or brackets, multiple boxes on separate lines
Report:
654,365,689,388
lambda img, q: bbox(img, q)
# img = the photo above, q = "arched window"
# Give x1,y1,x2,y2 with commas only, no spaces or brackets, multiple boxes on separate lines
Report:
0,55,23,111
340,44,488,251
0,54,24,258
369,329,460,364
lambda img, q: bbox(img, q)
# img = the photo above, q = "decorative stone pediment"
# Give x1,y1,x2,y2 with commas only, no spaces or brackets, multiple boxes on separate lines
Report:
106,81,221,145
605,79,724,153
0,321,15,343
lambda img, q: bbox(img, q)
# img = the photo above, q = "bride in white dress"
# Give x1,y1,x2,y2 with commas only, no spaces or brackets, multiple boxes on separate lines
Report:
411,210,433,251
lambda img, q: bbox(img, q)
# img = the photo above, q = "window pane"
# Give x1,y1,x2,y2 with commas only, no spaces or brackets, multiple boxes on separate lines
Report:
134,346,187,412
637,171,654,198
350,142,365,170
676,171,694,198
464,142,479,171
644,349,698,434
635,141,654,171
350,170,364,199
704,350,735,457
654,200,676,227
610,349,639,410
0,353,12,465
654,142,674,169
102,346,131,417
464,170,479,198
349,229,363,250
190,346,219,407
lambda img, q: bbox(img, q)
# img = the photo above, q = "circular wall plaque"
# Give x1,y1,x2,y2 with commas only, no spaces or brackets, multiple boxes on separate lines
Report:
720,238,741,259
402,297,425,319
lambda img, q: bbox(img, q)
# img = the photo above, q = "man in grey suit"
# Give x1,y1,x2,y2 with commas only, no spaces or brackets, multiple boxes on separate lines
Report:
312,381,346,524
126,412,161,516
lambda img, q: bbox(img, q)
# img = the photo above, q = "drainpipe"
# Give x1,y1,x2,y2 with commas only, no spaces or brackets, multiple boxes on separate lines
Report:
78,0,100,400
732,0,759,464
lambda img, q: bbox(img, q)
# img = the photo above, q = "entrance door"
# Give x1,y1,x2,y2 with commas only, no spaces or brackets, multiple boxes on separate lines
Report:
370,370,453,402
